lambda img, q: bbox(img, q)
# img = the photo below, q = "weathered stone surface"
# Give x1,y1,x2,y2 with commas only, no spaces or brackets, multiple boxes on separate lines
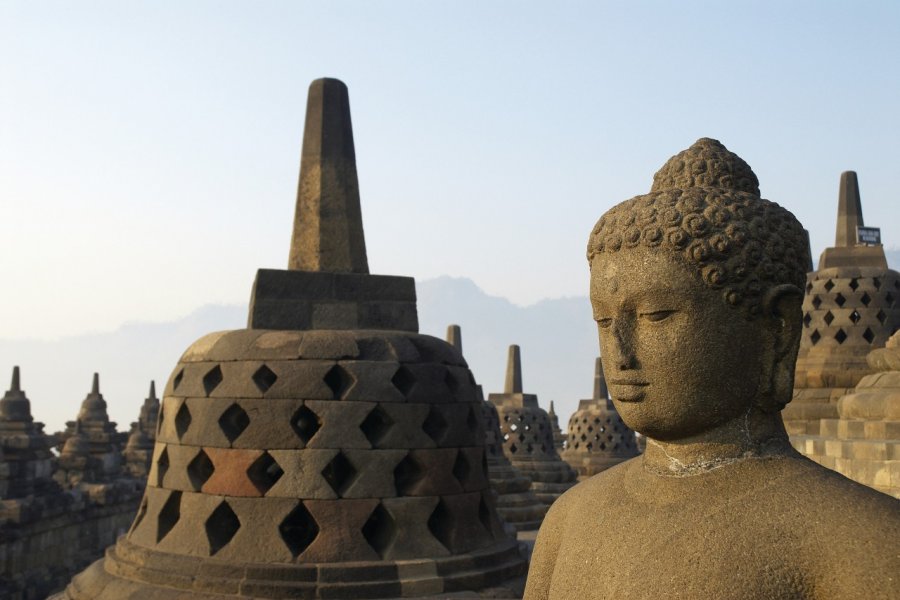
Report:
489,345,577,507
785,171,900,436
561,357,638,479
524,138,900,600
56,78,525,599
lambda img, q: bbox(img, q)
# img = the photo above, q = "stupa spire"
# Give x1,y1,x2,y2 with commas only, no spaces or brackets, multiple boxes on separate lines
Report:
446,324,462,353
10,365,20,392
288,78,368,274
835,171,864,247
91,372,100,395
1,365,32,421
148,380,156,400
504,345,523,394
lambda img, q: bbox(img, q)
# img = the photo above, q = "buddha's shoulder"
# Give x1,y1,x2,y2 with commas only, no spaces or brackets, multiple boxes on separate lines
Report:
542,457,638,517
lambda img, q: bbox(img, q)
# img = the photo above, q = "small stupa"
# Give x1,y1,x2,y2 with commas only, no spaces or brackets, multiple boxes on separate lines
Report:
124,382,160,479
57,78,526,599
561,357,639,479
786,172,900,435
445,325,546,531
58,374,127,478
546,402,565,451
489,345,577,506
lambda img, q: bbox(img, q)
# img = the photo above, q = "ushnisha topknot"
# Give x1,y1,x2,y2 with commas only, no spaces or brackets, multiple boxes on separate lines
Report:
587,138,810,318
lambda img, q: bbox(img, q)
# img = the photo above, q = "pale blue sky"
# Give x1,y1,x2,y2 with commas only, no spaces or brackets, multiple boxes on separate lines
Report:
2,1,898,340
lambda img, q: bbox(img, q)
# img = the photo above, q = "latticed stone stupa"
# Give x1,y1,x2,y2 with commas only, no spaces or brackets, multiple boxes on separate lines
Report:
785,172,900,436
561,357,638,479
58,373,128,479
124,381,160,479
56,78,526,599
445,325,546,531
489,345,577,507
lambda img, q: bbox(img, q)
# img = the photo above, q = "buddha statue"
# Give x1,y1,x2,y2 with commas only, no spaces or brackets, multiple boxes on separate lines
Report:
524,139,900,600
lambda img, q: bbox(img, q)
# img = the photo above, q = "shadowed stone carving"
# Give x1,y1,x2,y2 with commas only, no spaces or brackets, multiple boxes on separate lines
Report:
561,357,638,479
489,345,577,507
524,139,900,600
785,171,900,436
56,78,526,599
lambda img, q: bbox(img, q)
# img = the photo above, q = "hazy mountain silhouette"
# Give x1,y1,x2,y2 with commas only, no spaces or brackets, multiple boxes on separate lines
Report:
2,252,896,435
0,279,598,434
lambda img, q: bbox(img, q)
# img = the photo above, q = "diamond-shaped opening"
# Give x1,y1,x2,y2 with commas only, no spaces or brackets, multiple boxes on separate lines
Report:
393,453,424,495
131,498,149,534
205,501,240,555
246,451,284,495
586,442,594,450
174,402,192,440
517,433,525,443
877,309,887,324
873,277,881,289
252,364,278,393
834,293,846,307
157,404,165,436
391,366,416,397
172,368,184,392
444,370,459,394
362,502,397,558
805,282,813,293
218,403,250,443
861,292,871,307
600,442,607,450
323,364,354,400
850,310,861,324
812,295,822,309
478,494,493,537
824,279,835,292
863,328,875,344
321,451,357,496
526,443,534,453
452,450,471,487
360,405,394,447
886,292,895,306
427,499,454,552
810,329,821,345
279,502,319,557
156,447,169,487
422,406,449,444
510,423,518,432
834,329,847,344
187,449,215,491
291,405,321,444
157,490,181,543
823,311,834,325
849,278,859,291
203,365,223,396
508,443,518,454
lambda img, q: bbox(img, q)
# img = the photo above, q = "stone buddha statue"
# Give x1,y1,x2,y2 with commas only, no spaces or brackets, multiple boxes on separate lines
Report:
524,139,900,600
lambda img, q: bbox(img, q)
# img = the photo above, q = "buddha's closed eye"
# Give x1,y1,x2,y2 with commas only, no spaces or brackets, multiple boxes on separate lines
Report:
640,310,676,322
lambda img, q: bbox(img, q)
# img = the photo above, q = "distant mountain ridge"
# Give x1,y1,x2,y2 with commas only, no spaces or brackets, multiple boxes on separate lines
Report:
2,250,897,434
0,278,597,434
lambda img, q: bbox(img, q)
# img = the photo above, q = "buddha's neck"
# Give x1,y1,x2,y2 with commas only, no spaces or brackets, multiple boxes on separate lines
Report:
641,408,793,476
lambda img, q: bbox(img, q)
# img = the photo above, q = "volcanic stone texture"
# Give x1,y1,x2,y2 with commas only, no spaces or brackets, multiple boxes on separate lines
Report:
58,329,526,599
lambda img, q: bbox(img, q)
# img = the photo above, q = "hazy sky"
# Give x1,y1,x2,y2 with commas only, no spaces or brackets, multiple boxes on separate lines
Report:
2,1,899,341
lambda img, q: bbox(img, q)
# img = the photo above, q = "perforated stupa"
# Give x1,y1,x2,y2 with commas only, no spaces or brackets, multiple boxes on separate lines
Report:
56,78,526,599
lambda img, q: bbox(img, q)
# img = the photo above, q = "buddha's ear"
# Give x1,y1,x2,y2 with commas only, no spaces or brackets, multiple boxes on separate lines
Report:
757,284,803,412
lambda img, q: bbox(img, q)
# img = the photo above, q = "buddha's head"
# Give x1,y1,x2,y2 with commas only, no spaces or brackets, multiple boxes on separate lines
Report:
587,139,810,442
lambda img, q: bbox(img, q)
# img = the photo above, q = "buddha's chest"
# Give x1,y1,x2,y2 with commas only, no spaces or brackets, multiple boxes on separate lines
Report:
546,501,811,600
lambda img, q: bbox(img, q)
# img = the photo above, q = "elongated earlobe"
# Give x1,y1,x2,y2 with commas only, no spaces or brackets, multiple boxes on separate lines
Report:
757,284,803,412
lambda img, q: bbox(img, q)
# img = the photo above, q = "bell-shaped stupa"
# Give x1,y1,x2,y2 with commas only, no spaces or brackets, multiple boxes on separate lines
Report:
124,382,160,479
56,78,526,599
786,172,900,436
489,345,577,507
561,357,639,479
445,325,546,531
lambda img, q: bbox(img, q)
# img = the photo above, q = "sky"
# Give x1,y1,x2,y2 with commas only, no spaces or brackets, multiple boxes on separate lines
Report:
1,0,899,343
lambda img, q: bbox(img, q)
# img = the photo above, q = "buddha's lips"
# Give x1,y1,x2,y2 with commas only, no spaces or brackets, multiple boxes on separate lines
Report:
608,380,648,402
